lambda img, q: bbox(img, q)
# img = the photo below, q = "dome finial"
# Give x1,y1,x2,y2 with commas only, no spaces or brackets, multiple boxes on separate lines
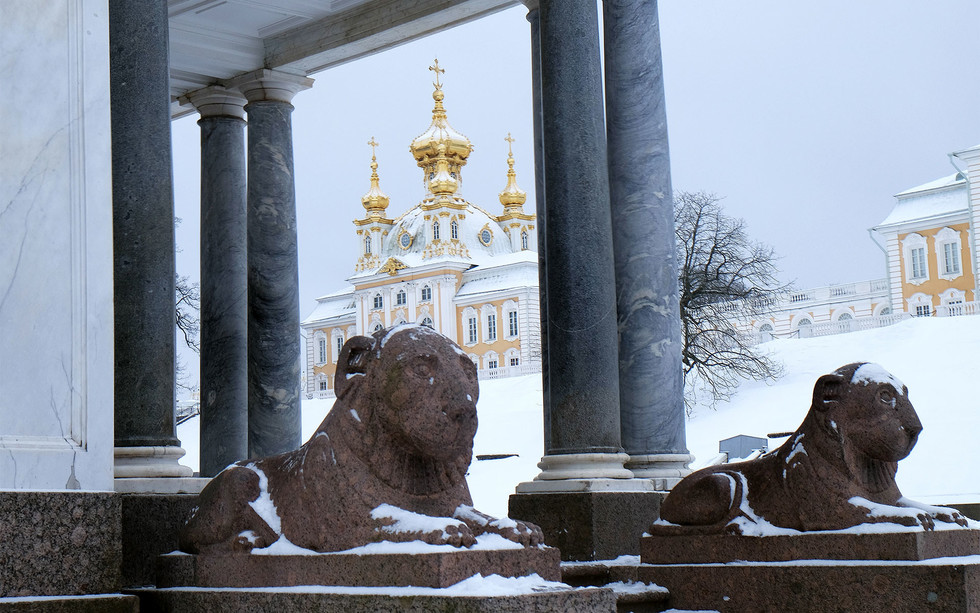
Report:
362,136,390,216
499,133,526,210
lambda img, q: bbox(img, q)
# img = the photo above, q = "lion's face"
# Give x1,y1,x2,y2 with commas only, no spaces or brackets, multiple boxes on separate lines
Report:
373,327,479,461
819,363,923,463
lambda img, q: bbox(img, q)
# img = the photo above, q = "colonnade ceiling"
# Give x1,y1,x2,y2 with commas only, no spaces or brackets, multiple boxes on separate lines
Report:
168,0,517,117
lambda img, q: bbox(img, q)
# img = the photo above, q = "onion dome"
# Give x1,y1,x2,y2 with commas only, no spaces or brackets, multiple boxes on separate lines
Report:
498,133,527,212
361,137,391,218
409,60,473,195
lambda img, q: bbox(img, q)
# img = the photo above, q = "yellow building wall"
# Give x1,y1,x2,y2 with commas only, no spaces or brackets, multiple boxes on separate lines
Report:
455,298,522,361
310,325,350,391
898,222,974,307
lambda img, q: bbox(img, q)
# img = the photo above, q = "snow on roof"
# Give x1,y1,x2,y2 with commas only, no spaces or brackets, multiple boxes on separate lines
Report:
456,254,538,299
876,173,968,228
301,289,356,326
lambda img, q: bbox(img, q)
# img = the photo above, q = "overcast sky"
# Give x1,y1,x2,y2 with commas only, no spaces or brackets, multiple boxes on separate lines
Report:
171,1,980,381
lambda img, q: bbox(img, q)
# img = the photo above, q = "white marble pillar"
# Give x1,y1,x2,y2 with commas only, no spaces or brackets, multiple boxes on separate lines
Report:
229,70,313,459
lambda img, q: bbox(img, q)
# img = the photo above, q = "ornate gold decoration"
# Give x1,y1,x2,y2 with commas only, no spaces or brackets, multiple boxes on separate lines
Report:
378,257,408,276
497,134,535,223
478,224,494,247
397,230,413,250
360,136,392,222
410,60,472,201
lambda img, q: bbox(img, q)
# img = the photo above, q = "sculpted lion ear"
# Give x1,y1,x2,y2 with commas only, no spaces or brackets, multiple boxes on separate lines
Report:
334,335,376,398
812,373,845,411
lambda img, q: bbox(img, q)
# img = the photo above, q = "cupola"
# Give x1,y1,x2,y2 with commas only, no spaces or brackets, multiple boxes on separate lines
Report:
409,60,473,198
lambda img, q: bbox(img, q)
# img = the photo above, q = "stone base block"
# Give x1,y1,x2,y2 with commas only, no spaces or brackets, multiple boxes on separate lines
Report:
508,491,666,561
120,493,201,588
641,529,980,564
635,558,980,613
0,594,138,612
132,586,616,613
157,547,561,589
0,491,121,597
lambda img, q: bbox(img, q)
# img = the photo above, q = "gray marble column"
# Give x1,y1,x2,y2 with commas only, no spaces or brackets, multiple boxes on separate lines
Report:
603,0,692,484
229,70,313,459
524,0,631,482
183,87,249,477
525,4,550,451
109,0,191,478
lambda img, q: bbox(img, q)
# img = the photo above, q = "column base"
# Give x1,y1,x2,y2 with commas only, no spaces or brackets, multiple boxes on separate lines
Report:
625,453,694,490
509,489,667,561
113,446,194,479
532,452,634,481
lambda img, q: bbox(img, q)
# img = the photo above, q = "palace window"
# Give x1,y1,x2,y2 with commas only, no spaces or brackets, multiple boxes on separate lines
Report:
319,379,328,391
487,358,498,369
915,304,931,317
910,247,927,279
943,243,960,275
335,335,344,360
433,220,440,241
468,317,478,344
373,293,383,310
373,323,384,332
796,318,812,328
396,289,407,306
421,285,432,302
486,313,497,341
508,311,519,337
510,357,520,367
364,235,371,255
421,317,434,328
318,338,327,364
521,230,529,250
451,220,459,240
935,227,963,280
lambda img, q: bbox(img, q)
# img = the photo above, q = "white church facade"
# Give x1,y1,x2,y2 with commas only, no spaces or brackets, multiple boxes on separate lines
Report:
302,68,540,397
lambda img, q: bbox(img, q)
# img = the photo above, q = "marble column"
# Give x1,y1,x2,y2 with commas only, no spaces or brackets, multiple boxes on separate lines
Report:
182,87,249,477
109,0,192,479
229,70,313,459
525,3,551,450
603,0,692,486
520,0,633,486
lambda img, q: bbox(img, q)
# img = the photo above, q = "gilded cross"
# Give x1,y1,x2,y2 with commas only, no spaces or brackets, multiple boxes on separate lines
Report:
368,136,379,159
505,133,515,156
429,59,445,89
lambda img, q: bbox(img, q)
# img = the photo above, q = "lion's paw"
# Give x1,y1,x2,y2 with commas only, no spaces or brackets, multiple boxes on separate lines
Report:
371,504,476,548
453,505,545,546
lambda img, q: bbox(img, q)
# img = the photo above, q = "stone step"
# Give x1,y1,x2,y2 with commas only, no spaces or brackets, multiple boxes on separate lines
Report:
0,594,138,613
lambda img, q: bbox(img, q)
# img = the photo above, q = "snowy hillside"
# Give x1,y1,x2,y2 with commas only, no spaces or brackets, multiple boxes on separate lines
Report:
177,314,980,518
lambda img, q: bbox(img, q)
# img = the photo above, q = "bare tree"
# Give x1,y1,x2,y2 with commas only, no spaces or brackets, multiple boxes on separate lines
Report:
175,274,200,393
675,191,788,414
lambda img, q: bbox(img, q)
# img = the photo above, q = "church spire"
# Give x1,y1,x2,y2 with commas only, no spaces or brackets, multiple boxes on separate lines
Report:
498,132,527,213
360,136,391,220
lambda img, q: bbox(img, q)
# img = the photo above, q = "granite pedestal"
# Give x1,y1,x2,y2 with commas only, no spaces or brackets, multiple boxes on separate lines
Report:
509,490,666,561
119,493,201,588
635,530,980,612
157,547,561,588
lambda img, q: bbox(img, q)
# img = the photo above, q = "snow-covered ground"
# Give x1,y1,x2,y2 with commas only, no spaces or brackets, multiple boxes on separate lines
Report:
177,314,980,519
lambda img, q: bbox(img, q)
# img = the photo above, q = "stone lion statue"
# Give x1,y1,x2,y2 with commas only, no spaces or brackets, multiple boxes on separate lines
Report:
179,324,543,554
653,362,968,535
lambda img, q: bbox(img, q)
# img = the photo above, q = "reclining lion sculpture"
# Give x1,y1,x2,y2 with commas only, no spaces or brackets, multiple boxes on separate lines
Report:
180,324,543,553
654,362,968,535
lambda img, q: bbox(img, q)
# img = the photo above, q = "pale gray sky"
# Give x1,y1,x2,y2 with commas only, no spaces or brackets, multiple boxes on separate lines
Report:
172,1,980,382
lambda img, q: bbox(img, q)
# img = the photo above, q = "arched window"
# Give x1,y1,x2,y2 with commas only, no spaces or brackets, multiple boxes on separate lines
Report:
837,312,853,321
421,317,433,328
373,323,384,332
451,220,459,240
880,307,891,316
364,234,371,255
521,230,529,250
432,220,440,241
796,318,812,327
373,293,383,310
396,289,407,306
421,285,432,302
758,323,774,332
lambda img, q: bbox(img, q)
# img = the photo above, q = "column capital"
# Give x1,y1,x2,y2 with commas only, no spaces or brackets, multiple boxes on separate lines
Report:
227,68,314,104
180,85,247,120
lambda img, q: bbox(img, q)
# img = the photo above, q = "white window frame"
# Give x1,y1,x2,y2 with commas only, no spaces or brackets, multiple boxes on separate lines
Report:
521,230,529,250
313,331,327,366
462,307,478,346
935,227,963,280
373,293,383,310
484,351,499,370
906,292,932,317
451,219,459,240
396,289,407,306
432,220,440,241
332,332,344,363
420,285,432,302
902,233,929,285
481,304,498,343
364,234,372,255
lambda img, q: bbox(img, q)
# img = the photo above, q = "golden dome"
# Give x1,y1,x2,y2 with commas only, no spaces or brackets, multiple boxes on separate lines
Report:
498,133,527,210
409,60,473,195
361,137,391,217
